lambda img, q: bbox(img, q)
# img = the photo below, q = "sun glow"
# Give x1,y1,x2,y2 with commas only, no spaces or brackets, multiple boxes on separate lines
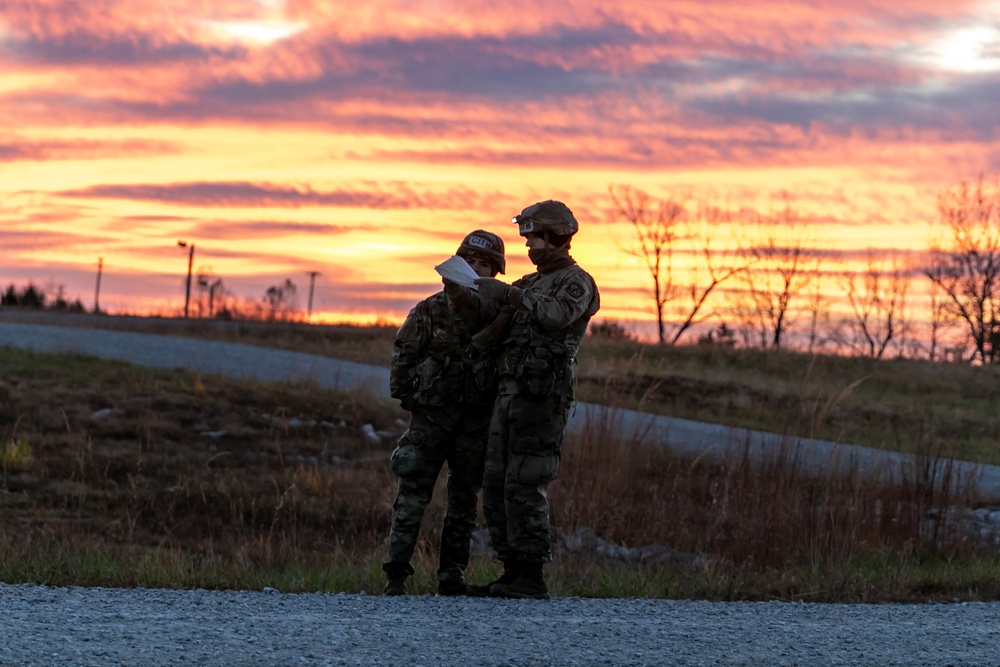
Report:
203,20,307,44
928,25,1000,73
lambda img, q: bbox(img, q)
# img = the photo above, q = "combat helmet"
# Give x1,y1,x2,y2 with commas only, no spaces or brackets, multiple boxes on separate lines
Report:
512,200,579,238
457,229,506,274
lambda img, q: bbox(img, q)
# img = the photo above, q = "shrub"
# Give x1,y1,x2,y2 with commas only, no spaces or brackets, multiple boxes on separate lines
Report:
589,319,634,341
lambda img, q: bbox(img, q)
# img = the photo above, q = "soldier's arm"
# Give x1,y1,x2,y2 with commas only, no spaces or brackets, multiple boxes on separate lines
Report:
517,274,597,331
444,280,502,328
389,301,431,405
468,303,517,352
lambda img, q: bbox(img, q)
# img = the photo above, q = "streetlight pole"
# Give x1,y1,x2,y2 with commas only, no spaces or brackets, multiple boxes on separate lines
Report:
94,257,103,314
306,271,321,321
177,240,195,318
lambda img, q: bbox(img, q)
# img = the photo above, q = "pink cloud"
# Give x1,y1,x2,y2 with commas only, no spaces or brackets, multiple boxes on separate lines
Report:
0,138,179,162
57,180,519,210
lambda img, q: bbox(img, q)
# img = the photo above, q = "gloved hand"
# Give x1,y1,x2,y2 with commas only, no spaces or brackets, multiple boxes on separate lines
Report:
467,328,492,354
475,277,521,303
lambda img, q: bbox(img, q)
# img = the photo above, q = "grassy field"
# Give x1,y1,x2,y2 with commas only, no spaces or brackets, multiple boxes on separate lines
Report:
575,339,1000,465
9,311,998,463
2,313,1000,601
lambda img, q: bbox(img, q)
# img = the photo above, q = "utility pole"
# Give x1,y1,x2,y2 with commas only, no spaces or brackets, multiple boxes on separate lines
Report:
94,257,103,314
306,271,321,320
177,240,195,318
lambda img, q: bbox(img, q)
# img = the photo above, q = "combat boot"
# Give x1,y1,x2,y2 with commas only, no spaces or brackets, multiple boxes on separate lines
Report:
382,574,407,596
436,580,468,596
490,562,549,600
465,561,521,597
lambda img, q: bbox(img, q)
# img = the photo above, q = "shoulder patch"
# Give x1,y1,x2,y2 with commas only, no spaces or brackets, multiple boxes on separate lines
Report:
566,282,586,299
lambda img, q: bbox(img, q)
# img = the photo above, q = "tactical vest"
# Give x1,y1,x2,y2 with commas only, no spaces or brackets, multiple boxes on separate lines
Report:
391,291,496,413
497,264,600,398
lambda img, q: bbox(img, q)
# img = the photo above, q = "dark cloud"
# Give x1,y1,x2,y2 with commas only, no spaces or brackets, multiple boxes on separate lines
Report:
195,219,374,239
359,137,805,169
3,32,236,66
683,52,1000,139
170,21,705,116
0,223,123,252
116,214,192,222
343,23,647,100
58,181,509,210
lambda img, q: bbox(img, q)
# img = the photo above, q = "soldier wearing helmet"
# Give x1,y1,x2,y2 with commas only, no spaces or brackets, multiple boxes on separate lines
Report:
457,229,506,275
468,199,601,600
382,229,505,596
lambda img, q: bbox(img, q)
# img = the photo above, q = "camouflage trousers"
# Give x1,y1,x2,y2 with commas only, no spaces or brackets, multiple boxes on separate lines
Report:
383,411,488,582
482,383,568,565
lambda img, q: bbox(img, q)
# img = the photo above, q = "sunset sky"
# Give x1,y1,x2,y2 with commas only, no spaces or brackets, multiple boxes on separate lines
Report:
2,0,999,335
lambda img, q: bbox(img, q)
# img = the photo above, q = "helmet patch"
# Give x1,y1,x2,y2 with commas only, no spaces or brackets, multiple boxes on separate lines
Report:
467,235,493,250
514,200,578,237
458,229,505,274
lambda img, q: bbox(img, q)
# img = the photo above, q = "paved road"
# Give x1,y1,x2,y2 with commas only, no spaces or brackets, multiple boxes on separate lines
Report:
3,317,1000,503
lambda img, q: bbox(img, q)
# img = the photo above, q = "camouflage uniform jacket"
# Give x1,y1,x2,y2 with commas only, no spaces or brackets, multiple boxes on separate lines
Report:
498,259,601,399
390,290,495,430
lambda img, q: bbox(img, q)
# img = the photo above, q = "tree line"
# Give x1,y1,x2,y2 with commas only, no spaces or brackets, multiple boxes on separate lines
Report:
608,175,1000,364
1,283,86,313
1,277,305,324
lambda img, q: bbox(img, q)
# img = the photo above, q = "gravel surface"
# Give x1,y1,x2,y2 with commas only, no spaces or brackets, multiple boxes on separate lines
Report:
2,583,999,667
4,317,1000,666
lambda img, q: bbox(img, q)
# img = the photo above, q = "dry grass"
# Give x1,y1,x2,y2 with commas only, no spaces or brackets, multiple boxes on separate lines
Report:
0,348,400,579
575,338,1000,464
547,376,997,600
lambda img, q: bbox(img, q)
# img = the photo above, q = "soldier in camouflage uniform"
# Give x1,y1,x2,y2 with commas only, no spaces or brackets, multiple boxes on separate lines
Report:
382,230,506,596
470,200,601,599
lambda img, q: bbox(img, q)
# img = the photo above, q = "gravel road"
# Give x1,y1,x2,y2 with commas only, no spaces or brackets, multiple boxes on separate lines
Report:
2,583,999,667
3,316,1000,666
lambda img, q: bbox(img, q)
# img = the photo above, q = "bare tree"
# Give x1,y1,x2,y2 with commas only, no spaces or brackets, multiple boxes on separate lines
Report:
608,184,683,345
196,269,225,318
264,278,300,322
608,184,747,345
922,250,958,362
731,196,821,350
923,176,1000,364
193,267,218,318
837,250,910,359
804,279,832,354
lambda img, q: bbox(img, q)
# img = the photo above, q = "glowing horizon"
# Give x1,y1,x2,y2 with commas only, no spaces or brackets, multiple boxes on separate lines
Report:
2,0,999,343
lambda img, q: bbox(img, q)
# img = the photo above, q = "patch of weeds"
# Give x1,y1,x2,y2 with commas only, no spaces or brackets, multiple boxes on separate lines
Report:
1,437,32,472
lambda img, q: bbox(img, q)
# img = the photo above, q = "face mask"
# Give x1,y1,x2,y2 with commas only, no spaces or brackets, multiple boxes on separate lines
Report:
528,247,552,266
